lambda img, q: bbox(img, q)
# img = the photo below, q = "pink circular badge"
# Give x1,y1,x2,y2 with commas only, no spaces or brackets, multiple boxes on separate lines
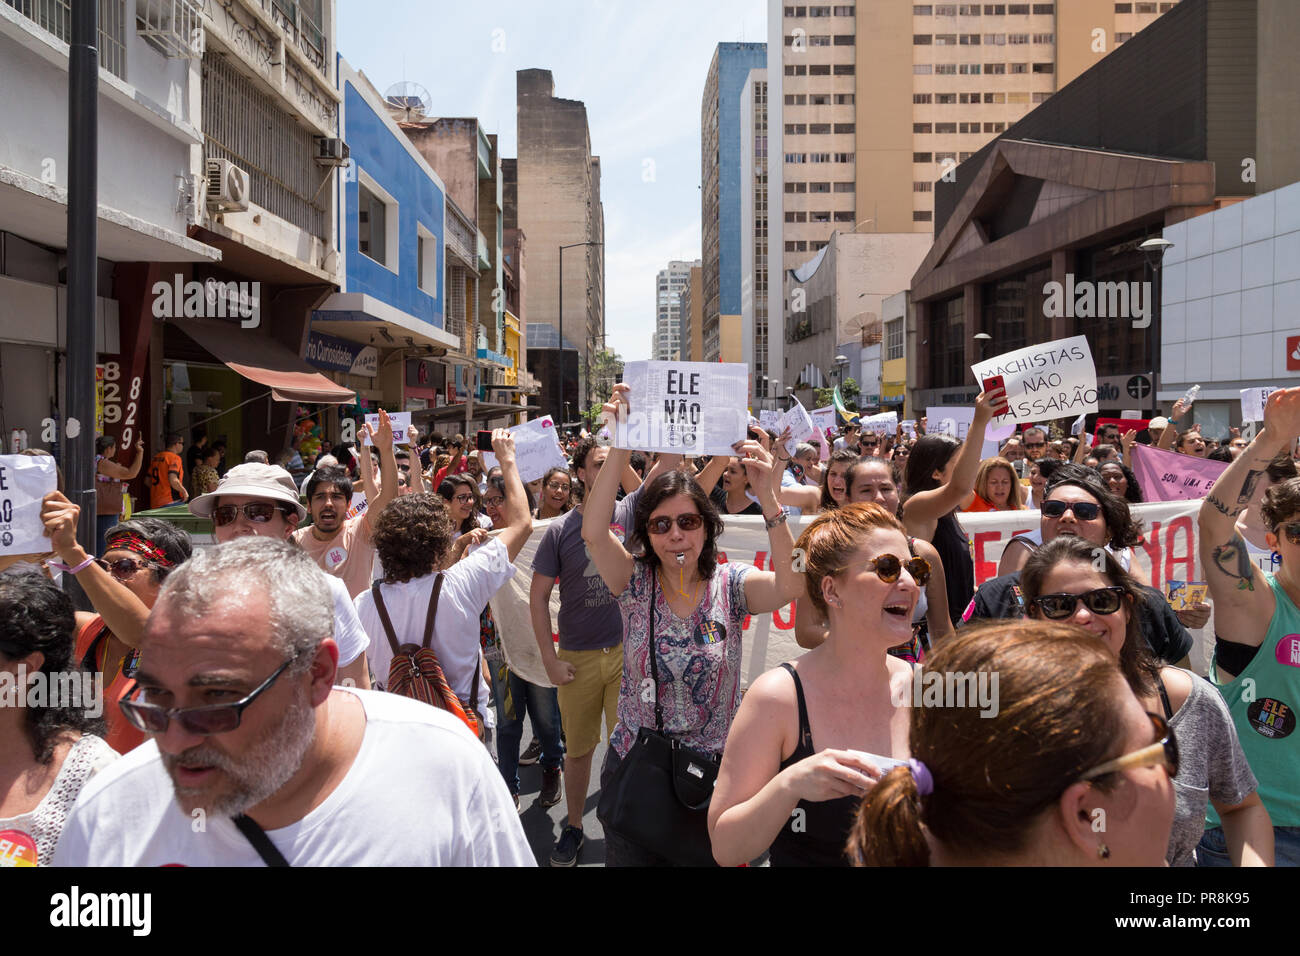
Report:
1276,635,1300,668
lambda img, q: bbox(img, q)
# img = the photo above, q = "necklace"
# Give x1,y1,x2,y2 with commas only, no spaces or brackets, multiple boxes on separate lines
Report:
659,563,702,607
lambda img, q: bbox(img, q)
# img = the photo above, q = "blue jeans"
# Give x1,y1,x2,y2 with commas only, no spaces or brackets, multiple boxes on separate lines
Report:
1197,825,1300,866
491,659,563,794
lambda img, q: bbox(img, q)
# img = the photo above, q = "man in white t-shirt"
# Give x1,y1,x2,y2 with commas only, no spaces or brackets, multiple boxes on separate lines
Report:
189,462,370,689
54,537,532,867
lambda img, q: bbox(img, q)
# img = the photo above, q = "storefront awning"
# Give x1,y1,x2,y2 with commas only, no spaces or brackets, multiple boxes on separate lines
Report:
410,401,540,425
172,317,356,405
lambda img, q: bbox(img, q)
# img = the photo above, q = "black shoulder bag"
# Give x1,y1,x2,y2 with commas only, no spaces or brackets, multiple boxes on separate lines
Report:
233,814,290,867
596,575,721,867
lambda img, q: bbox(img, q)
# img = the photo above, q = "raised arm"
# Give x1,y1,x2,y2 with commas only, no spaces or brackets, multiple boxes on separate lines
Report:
1157,399,1187,450
98,438,145,480
1198,387,1299,642
367,410,399,521
694,452,730,496
357,434,379,503
902,389,997,526
737,442,802,614
490,427,533,562
580,387,637,597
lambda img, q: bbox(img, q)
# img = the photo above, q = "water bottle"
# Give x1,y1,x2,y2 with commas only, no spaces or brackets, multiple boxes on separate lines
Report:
1179,384,1200,410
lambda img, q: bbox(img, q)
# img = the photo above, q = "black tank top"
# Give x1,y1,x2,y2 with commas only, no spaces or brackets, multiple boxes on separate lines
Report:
933,512,974,625
768,663,859,867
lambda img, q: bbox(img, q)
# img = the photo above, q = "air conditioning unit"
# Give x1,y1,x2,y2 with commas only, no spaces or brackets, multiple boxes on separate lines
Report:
205,159,250,212
315,137,350,166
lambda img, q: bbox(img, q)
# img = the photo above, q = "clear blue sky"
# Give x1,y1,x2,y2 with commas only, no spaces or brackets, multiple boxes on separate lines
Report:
337,0,768,362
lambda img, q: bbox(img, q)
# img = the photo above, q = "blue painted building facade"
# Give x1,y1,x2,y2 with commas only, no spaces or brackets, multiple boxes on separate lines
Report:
716,43,766,320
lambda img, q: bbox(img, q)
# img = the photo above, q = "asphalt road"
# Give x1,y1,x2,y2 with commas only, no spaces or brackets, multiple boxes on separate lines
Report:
506,733,610,867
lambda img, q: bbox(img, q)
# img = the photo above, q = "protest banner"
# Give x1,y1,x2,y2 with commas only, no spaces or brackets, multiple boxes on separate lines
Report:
480,416,568,483
858,411,898,435
1129,443,1229,502
361,411,412,446
927,406,1002,458
0,455,57,556
613,361,749,455
970,334,1098,426
1241,387,1280,423
1095,416,1151,440
810,405,836,433
758,410,781,431
778,397,815,455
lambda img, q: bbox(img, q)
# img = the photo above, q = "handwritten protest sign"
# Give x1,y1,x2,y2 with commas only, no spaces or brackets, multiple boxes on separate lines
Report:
0,455,57,556
480,416,569,483
811,406,836,433
778,398,815,456
1241,387,1279,423
613,361,749,455
927,406,973,441
859,411,898,435
758,410,781,431
361,411,412,446
1129,442,1229,502
970,334,1098,426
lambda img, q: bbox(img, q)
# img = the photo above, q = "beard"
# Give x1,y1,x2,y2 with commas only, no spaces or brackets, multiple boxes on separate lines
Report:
162,684,318,818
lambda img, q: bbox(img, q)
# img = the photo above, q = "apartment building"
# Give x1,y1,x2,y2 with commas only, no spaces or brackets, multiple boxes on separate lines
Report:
654,259,698,360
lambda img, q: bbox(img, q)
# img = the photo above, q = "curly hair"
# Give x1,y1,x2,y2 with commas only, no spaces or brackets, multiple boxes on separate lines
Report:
1097,459,1143,503
372,493,455,583
0,568,106,763
629,470,724,581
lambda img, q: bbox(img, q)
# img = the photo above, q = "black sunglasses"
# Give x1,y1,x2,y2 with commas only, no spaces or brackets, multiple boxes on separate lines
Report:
1281,521,1300,545
1032,586,1125,620
120,657,297,736
646,513,704,535
839,553,931,586
95,557,153,581
1042,499,1102,521
212,502,288,527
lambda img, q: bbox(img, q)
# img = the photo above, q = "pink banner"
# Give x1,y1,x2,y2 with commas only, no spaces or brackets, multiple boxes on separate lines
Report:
1129,443,1229,502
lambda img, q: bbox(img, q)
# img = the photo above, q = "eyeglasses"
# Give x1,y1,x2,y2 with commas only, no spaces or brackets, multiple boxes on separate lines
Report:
838,553,931,586
483,496,505,509
1031,586,1125,620
452,493,475,505
397,463,411,473
546,481,571,492
96,557,152,581
120,658,296,736
1280,521,1300,545
211,502,286,527
1025,441,1046,449
646,513,704,535
1042,499,1102,521
1079,712,1179,782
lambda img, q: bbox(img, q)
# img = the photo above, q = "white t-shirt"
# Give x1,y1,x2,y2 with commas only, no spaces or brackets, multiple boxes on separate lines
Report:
353,537,514,719
53,688,534,867
326,574,367,667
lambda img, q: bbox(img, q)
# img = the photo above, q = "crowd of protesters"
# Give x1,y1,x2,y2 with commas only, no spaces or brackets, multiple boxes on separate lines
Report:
2,383,1299,870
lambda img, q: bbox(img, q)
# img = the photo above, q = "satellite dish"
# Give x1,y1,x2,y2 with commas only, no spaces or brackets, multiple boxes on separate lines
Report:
384,81,432,120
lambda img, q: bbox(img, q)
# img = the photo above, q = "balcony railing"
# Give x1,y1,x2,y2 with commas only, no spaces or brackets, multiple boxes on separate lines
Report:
5,0,127,80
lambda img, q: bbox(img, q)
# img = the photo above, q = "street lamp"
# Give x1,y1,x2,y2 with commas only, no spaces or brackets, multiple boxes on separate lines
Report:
973,331,992,362
558,240,602,426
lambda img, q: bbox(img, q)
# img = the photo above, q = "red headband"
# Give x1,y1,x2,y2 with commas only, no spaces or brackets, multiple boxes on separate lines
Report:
106,533,173,568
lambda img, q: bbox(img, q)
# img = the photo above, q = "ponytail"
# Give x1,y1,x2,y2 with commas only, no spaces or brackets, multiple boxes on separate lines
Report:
849,765,930,867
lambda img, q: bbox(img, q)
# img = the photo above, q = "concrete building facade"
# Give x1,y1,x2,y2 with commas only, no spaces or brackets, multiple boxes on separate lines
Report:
654,259,698,360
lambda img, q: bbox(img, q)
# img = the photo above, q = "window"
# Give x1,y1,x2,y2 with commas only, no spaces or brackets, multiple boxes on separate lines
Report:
937,92,958,103
1032,2,1055,11
785,64,808,75
1032,33,1054,43
984,62,1006,73
808,181,831,193
935,3,957,13
1160,2,1175,10
1136,2,1156,11
913,4,933,13
357,177,396,271
914,122,934,133
786,241,808,251
1032,91,1050,103
810,211,831,223
1032,62,1054,73
786,124,808,134
935,122,957,133
958,122,980,132
1114,2,1132,10
786,153,808,163
833,123,855,133
809,34,832,45
833,152,854,162
913,210,933,221
833,64,855,74
1009,32,1029,43
983,121,1006,132
834,211,855,222
833,5,855,14
935,64,957,74
914,64,934,74
984,91,1006,102
833,34,854,44
834,93,855,104
983,3,1005,12
935,33,957,44
913,151,933,162
914,181,933,192
785,182,808,193
785,94,807,105
1009,62,1028,73
810,152,832,162
1115,31,1133,41
810,64,832,75
959,33,981,44
936,150,957,160
809,123,831,134
914,92,933,103
1007,90,1030,102
810,92,831,104
809,4,831,14
959,3,982,13
417,224,437,295
959,63,981,73
1008,2,1029,11
834,181,855,192
785,211,808,222
960,151,974,160
914,33,933,43
984,33,1005,43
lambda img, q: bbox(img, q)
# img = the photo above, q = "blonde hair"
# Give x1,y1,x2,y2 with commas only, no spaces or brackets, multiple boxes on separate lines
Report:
974,457,1024,510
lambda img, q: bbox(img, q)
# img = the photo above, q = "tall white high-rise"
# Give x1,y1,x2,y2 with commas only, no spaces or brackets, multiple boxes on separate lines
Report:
654,259,700,360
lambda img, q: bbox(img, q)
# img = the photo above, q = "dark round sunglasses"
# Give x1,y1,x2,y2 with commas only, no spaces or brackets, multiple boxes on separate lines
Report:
211,502,290,527
1032,586,1125,620
95,557,153,581
1042,499,1102,521
839,553,931,587
646,513,704,535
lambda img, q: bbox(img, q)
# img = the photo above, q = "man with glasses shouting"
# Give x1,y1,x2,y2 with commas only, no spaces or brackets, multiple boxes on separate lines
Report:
188,462,371,689
54,537,533,866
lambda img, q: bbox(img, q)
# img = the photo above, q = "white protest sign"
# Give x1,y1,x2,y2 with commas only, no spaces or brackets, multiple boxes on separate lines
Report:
362,411,412,446
778,397,815,456
1241,387,1279,423
482,416,568,484
927,406,1000,458
1121,409,1143,420
1070,413,1087,436
970,334,1098,426
0,455,57,556
758,410,781,431
859,411,898,435
810,406,836,432
613,361,749,455
900,419,917,438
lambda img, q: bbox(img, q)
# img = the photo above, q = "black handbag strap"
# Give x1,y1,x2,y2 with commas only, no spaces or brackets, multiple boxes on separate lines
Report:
649,573,663,733
233,814,290,867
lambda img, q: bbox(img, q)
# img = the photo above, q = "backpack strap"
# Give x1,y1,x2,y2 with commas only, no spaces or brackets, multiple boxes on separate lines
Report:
370,582,402,657
422,573,445,650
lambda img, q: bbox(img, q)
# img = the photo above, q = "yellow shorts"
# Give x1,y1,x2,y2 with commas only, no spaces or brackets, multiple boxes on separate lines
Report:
556,644,622,759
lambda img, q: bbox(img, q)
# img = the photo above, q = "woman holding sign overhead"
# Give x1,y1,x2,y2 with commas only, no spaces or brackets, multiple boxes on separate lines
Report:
901,389,999,625
583,385,804,866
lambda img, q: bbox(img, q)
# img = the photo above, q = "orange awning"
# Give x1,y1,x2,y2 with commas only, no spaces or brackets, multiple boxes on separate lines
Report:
172,317,355,405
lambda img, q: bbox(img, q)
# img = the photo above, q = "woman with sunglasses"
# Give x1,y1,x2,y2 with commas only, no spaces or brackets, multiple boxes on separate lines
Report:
1021,537,1271,866
1197,387,1300,865
582,386,803,865
849,620,1177,866
38,496,193,754
0,568,118,866
710,504,925,867
794,459,953,658
535,466,574,520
